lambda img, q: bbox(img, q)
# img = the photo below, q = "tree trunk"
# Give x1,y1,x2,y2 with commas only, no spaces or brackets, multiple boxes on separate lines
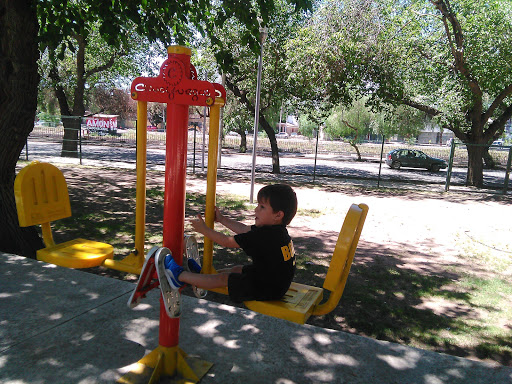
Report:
61,116,81,158
225,78,280,173
483,148,495,169
50,36,88,158
239,130,247,153
260,116,280,174
350,142,362,161
466,145,485,188
0,0,45,257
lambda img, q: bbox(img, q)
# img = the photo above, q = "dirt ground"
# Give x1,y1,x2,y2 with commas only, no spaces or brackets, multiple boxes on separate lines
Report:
57,164,512,366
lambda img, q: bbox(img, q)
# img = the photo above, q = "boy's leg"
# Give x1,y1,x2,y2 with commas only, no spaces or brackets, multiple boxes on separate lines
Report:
164,253,230,290
217,265,243,274
179,271,230,289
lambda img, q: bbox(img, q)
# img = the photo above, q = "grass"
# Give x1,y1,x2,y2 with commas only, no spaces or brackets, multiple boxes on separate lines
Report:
44,164,511,367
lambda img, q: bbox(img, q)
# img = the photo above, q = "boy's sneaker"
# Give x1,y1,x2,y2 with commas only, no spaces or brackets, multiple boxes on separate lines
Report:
186,258,202,274
155,248,181,318
163,254,185,289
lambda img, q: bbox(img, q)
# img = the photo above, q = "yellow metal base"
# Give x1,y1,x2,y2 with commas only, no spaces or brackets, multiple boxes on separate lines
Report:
103,253,144,275
118,345,212,384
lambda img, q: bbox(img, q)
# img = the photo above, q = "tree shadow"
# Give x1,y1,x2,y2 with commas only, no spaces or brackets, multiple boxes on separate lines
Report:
37,164,512,367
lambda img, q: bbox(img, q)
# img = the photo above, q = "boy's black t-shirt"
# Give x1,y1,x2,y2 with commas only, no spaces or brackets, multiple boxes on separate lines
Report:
233,224,295,300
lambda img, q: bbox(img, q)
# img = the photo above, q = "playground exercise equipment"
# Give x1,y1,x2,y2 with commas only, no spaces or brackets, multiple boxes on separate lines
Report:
15,43,368,382
14,161,114,268
117,45,226,384
14,160,145,273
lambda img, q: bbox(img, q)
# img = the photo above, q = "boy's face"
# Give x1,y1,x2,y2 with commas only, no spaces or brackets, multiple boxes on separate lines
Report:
254,198,284,227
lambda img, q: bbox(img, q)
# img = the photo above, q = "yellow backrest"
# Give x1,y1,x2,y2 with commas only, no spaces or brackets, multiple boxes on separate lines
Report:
323,203,368,292
14,162,71,227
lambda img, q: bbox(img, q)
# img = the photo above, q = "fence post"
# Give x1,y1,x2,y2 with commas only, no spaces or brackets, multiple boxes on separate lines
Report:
79,117,83,165
193,127,197,174
377,135,385,188
445,139,456,192
313,129,319,184
503,146,512,194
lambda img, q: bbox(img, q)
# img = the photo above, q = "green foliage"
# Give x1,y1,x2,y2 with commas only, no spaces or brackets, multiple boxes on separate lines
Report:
373,105,426,139
224,98,255,134
325,98,373,142
36,112,61,124
287,0,512,186
298,115,317,138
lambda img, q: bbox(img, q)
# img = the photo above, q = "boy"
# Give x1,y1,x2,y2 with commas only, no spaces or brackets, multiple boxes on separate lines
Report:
163,184,297,303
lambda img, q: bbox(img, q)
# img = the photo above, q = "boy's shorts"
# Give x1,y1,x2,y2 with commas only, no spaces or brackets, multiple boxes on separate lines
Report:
227,265,288,303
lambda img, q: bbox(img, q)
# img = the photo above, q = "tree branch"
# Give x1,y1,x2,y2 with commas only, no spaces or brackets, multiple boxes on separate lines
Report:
84,50,127,80
48,63,71,116
483,83,512,123
431,0,482,100
401,98,440,117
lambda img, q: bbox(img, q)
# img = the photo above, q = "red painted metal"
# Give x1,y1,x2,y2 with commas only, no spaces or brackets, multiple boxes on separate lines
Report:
159,102,189,347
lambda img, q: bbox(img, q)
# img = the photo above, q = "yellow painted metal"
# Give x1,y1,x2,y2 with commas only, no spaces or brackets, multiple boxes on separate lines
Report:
14,160,71,228
244,203,368,323
104,101,148,274
41,222,55,247
244,282,323,324
312,203,368,316
102,253,145,275
322,204,363,292
14,161,114,268
37,238,114,269
134,100,148,261
202,98,225,275
167,45,192,56
208,286,229,295
117,345,212,384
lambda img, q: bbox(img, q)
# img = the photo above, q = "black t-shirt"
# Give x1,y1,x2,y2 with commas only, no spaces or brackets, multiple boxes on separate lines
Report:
234,225,295,299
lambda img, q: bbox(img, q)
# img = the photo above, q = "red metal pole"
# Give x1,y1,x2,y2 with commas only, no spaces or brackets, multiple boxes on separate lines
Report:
159,51,191,348
159,102,189,347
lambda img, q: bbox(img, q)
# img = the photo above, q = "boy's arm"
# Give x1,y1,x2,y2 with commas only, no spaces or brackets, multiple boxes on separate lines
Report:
215,207,251,234
191,214,240,248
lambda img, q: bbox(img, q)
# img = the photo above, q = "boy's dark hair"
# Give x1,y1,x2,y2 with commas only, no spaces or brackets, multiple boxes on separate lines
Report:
257,184,297,226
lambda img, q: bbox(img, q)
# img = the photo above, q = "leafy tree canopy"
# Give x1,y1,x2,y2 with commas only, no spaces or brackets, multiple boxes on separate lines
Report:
287,0,512,186
38,0,312,60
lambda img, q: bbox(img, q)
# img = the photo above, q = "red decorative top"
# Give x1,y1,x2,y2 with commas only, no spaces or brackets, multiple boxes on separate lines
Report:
131,49,225,106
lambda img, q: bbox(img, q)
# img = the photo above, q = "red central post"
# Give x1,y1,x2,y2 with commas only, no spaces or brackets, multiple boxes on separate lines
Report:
159,50,192,348
159,102,189,347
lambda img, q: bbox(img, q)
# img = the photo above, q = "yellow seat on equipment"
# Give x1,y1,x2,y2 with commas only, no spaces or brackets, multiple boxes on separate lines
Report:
244,203,368,324
14,161,114,268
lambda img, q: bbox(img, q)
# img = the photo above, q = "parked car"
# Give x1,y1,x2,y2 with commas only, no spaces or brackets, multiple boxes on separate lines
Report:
492,139,504,146
276,132,289,139
386,149,448,172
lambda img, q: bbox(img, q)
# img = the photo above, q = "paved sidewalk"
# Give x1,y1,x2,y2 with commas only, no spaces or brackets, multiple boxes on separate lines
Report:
1,253,511,384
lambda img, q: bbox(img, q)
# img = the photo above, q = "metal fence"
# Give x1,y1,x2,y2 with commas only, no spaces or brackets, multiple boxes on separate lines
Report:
22,124,511,194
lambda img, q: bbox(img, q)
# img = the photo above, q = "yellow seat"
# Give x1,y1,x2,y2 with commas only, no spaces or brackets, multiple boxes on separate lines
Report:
14,161,114,268
244,203,368,324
